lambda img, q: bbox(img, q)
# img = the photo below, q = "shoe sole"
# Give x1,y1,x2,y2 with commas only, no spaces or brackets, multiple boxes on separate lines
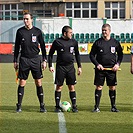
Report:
55,110,62,113
72,110,78,113
16,109,22,113
92,111,100,113
92,109,100,113
111,110,119,112
40,109,47,113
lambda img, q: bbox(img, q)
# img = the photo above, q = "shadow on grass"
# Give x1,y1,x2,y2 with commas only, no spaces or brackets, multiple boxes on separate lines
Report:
0,105,58,113
0,102,132,113
78,103,133,113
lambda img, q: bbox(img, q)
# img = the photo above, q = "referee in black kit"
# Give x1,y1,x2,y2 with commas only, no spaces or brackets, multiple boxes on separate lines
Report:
13,12,47,113
90,24,123,112
48,26,82,113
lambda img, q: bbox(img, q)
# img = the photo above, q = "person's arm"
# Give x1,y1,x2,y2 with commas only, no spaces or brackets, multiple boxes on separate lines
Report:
77,67,82,76
13,30,21,70
38,31,47,70
38,31,47,61
48,41,56,72
74,41,81,68
116,42,123,65
131,55,133,74
89,42,104,70
74,41,82,75
89,42,99,67
112,41,123,71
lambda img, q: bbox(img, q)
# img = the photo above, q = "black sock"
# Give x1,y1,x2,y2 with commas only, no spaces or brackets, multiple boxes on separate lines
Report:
95,89,102,108
55,91,61,108
36,86,44,105
69,91,76,107
109,90,116,108
17,85,24,105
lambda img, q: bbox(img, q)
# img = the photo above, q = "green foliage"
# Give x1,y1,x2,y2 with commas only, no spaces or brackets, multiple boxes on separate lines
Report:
0,63,133,133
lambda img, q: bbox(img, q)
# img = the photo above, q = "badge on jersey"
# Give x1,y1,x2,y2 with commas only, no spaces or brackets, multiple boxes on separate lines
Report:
111,47,115,53
70,47,74,53
32,35,37,42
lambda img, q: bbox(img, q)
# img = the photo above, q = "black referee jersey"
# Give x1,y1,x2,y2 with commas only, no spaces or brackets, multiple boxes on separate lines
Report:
48,37,81,68
89,37,123,68
13,26,47,62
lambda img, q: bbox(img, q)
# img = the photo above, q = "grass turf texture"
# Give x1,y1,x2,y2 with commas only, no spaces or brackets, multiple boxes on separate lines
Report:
0,63,133,133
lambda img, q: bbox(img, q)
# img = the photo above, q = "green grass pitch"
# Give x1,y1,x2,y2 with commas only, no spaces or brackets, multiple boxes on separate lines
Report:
0,63,133,133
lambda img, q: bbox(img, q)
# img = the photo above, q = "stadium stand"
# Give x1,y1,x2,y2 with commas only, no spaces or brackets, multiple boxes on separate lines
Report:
131,33,133,42
43,33,132,44
115,35,120,42
72,34,74,39
111,33,115,38
120,33,125,39
95,33,99,41
44,33,49,43
89,33,95,43
79,33,84,43
55,33,59,39
126,33,130,39
84,33,89,43
60,34,62,37
125,38,131,43
75,33,80,42
120,33,125,43
121,38,125,43
49,33,54,43
131,33,133,38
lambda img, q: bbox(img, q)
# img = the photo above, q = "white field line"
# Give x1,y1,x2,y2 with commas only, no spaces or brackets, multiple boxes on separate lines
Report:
52,63,67,133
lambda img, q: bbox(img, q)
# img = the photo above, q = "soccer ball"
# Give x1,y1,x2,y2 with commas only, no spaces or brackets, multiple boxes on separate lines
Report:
60,101,71,112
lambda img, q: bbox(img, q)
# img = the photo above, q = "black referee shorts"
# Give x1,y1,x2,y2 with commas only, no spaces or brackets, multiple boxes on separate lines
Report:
94,69,117,86
55,64,77,86
18,56,43,80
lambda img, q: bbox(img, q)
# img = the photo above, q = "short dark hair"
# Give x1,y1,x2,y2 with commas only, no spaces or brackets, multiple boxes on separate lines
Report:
23,12,33,19
102,23,111,30
62,26,72,35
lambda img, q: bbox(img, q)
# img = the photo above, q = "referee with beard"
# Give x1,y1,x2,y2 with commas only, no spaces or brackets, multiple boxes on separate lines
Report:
48,26,82,113
13,12,47,113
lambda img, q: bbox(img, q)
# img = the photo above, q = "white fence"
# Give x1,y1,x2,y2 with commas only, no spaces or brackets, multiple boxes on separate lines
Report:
0,17,133,42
